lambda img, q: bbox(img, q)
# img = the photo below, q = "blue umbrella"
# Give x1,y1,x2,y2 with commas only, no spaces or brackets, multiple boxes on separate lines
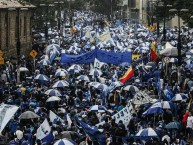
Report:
52,80,69,88
171,93,188,102
135,127,158,139
89,105,107,113
54,138,76,145
38,59,51,66
185,64,193,69
34,74,49,82
77,75,90,81
45,89,61,96
142,102,163,117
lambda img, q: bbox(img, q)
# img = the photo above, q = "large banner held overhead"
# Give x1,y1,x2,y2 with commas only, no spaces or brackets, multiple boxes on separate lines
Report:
0,104,19,133
61,48,132,65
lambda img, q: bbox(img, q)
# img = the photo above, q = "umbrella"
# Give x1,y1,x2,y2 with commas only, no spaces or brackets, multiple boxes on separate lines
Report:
165,121,182,129
68,64,82,72
171,93,188,102
135,127,158,139
19,111,40,119
89,105,107,113
34,74,49,82
77,75,90,81
19,67,29,72
54,138,76,145
89,69,102,77
55,71,68,77
46,96,61,102
56,68,68,73
45,89,62,96
142,102,163,117
119,62,130,67
55,131,81,140
123,85,139,92
52,80,69,88
93,83,109,92
38,59,51,66
170,58,178,63
161,101,174,109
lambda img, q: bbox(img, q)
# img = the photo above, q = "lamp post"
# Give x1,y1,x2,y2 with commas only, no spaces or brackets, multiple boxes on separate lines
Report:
169,9,189,66
54,1,64,46
39,3,54,43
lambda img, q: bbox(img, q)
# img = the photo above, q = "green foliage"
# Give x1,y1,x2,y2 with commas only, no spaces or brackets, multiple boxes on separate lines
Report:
153,0,193,27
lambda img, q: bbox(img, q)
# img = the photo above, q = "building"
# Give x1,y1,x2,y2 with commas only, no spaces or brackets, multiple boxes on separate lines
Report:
0,0,35,59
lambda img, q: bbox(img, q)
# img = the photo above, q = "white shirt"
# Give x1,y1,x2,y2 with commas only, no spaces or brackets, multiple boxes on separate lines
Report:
186,116,193,128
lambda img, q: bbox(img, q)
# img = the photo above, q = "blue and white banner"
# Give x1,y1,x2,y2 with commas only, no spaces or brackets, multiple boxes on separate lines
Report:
0,104,19,133
61,48,132,65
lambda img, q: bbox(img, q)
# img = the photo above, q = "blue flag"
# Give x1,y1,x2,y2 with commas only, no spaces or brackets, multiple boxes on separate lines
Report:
76,118,106,145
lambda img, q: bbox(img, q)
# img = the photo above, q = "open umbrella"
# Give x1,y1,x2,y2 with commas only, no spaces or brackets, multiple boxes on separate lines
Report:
52,80,69,88
45,89,62,96
142,102,163,117
77,75,90,81
19,67,29,72
123,85,139,92
38,59,51,66
92,83,109,92
135,127,158,140
171,93,188,102
54,138,76,145
34,74,49,82
46,96,61,102
89,105,107,113
165,121,182,129
55,71,68,77
19,111,40,119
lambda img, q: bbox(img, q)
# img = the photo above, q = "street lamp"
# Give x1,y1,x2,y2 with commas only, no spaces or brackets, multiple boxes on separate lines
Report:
169,8,189,67
54,1,64,46
39,3,54,43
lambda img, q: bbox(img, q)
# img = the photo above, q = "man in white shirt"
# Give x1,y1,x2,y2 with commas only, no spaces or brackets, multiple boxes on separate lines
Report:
186,111,193,140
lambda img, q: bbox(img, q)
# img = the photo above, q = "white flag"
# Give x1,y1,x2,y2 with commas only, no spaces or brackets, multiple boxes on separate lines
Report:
36,119,51,140
0,104,19,133
94,58,104,69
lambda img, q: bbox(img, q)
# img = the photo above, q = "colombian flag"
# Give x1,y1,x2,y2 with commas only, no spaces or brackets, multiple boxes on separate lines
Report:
150,42,158,62
120,67,134,83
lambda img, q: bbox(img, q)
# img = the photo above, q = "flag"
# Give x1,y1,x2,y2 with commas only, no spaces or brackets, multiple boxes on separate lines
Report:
112,71,118,82
76,118,106,145
119,67,134,83
66,114,72,127
94,58,104,69
49,110,64,124
36,119,54,144
98,32,111,42
0,104,19,133
150,42,158,62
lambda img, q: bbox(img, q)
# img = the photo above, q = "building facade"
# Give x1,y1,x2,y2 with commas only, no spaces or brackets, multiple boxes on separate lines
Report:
0,0,35,59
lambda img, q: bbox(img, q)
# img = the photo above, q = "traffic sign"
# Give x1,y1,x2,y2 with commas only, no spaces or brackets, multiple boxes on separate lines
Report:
0,57,4,64
148,25,154,32
163,57,170,63
30,50,38,58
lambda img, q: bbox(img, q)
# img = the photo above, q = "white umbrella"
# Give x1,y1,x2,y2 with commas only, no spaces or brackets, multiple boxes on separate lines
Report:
54,138,76,145
52,80,69,88
46,96,61,102
45,89,61,96
19,67,29,72
135,127,158,138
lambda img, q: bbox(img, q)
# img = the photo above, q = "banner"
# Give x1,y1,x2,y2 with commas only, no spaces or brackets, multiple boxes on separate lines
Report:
132,91,152,105
49,110,64,123
61,48,132,65
36,119,51,140
112,101,134,126
0,104,19,133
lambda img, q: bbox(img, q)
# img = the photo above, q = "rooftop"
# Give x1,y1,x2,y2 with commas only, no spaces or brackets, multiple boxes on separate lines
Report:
0,0,35,8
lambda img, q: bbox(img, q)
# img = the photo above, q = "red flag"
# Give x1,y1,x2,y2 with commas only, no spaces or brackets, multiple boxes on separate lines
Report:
150,42,158,62
120,67,134,83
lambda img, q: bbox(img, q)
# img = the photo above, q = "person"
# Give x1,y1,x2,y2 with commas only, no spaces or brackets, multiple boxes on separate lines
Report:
186,111,193,140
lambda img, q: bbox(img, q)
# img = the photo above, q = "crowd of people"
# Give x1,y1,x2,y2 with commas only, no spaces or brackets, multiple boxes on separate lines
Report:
0,10,193,145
